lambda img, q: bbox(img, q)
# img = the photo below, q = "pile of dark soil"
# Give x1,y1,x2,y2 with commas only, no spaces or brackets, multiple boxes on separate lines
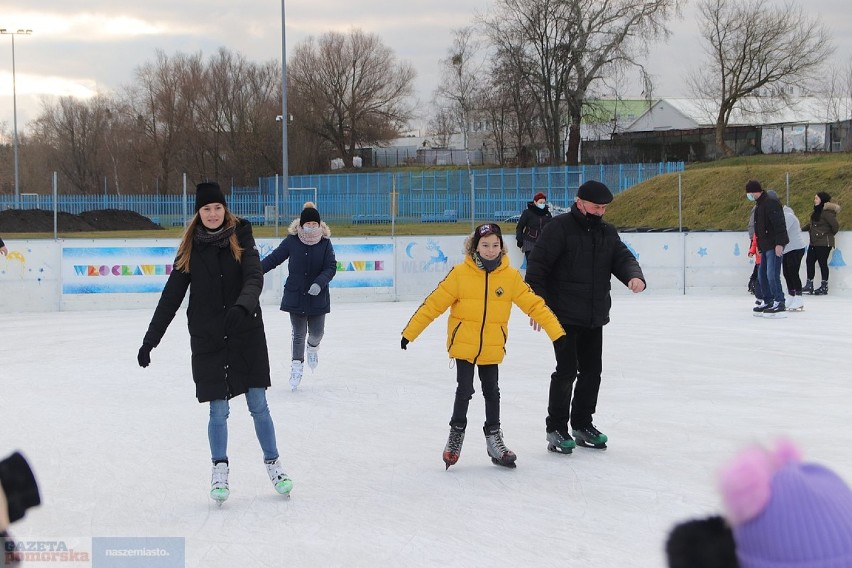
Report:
0,208,163,233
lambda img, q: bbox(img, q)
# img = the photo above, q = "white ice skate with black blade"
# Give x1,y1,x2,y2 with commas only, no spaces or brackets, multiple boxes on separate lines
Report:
210,462,229,505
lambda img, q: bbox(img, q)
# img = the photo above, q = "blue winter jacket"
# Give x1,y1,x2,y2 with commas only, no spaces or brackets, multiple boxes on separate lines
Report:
261,220,337,315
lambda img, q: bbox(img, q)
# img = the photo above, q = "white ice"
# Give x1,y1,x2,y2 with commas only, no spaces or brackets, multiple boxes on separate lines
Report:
2,294,850,567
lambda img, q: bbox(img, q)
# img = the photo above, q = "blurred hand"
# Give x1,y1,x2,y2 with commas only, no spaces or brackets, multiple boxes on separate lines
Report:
401,337,409,350
308,283,321,296
627,278,646,293
225,305,248,334
529,317,542,331
137,343,153,368
774,245,783,257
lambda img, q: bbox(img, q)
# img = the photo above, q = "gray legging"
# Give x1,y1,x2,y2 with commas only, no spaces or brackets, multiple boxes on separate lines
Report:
290,313,326,362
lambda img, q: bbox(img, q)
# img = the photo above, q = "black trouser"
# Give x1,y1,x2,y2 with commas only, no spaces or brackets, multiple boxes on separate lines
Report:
806,245,831,281
451,359,500,429
546,325,603,433
782,248,805,292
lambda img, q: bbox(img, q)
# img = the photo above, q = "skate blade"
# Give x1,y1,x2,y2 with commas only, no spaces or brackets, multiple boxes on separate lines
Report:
761,312,788,319
490,457,517,468
576,440,607,450
210,490,229,504
547,444,573,455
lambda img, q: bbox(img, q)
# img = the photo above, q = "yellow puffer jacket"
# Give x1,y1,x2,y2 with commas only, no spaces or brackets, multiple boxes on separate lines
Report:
402,255,565,365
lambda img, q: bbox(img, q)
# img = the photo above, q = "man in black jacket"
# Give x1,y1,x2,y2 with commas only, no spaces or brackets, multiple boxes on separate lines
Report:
747,180,789,315
526,180,645,454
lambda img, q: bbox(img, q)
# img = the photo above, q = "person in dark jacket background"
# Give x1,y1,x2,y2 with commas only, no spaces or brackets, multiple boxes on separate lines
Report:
0,236,7,256
262,202,336,390
526,180,645,455
137,181,292,503
515,192,552,261
801,191,840,295
747,180,789,315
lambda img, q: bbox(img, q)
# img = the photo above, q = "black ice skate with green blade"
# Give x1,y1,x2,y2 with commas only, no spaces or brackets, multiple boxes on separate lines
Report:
572,425,608,449
546,429,576,454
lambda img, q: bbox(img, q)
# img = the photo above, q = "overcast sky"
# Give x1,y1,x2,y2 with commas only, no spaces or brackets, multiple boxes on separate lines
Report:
1,0,851,135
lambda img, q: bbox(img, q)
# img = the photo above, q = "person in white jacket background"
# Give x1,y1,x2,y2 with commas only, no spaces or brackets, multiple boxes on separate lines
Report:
776,194,808,311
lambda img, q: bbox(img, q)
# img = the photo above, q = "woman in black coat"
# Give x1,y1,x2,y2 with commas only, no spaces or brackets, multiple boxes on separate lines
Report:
515,192,552,261
137,182,292,503
261,202,336,390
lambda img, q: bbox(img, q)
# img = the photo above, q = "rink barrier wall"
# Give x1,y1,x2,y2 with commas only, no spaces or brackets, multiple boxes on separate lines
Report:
0,232,848,312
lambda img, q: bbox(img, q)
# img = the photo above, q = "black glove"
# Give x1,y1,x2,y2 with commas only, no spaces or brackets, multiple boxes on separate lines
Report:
401,337,409,350
553,335,569,352
517,241,523,249
225,305,249,334
137,343,153,368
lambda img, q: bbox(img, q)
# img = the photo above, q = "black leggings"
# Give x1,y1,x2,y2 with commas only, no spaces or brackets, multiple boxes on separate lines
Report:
451,359,500,429
782,249,804,292
805,245,831,281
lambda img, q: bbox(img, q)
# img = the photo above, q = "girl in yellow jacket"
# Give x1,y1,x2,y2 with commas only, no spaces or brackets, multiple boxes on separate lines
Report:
401,223,566,469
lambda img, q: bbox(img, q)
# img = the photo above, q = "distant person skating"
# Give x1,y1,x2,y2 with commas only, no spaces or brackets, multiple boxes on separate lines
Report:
516,192,553,262
780,201,807,311
525,180,645,455
401,223,566,469
261,202,336,390
801,192,840,296
746,180,789,316
137,182,293,503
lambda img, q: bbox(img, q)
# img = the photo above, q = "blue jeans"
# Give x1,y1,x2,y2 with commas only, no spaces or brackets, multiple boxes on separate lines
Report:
758,250,785,305
208,388,279,463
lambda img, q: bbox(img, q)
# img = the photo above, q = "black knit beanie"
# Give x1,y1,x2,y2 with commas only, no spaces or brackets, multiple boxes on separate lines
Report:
299,202,321,226
195,182,227,212
817,191,831,204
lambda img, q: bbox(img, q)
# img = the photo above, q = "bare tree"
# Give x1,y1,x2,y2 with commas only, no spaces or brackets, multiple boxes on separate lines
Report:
426,106,458,148
820,59,852,122
482,0,678,165
691,0,834,156
29,95,112,194
433,27,485,156
289,29,416,163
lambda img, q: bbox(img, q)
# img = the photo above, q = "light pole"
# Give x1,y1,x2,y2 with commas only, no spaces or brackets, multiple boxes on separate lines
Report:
280,1,289,218
1,28,32,209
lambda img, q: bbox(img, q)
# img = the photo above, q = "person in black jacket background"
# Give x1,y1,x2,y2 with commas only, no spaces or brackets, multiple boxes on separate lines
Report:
137,181,292,503
746,180,789,315
515,191,553,262
261,202,337,390
526,180,645,455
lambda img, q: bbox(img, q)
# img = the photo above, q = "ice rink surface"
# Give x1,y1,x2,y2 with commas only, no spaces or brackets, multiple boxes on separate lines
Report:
2,293,850,567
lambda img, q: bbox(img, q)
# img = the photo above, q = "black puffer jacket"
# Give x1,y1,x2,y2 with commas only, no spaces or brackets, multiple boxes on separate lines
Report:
142,219,271,402
515,202,553,253
525,205,645,328
753,192,789,252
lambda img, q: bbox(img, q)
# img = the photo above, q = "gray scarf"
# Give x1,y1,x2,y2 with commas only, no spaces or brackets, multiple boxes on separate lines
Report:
194,224,235,248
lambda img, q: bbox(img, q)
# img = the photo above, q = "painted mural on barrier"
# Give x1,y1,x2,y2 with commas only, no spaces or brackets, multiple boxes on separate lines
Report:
0,245,50,282
331,243,394,288
62,246,177,294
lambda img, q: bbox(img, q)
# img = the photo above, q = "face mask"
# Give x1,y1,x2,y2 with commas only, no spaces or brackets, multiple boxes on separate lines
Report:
302,226,320,233
585,213,602,225
536,202,546,209
746,194,756,202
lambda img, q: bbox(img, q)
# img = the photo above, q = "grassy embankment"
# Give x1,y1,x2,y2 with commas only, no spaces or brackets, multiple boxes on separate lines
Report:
10,153,851,238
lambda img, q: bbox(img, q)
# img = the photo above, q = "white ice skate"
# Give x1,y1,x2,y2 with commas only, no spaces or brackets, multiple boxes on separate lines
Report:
265,459,293,496
786,295,804,312
290,360,304,391
306,344,319,371
210,462,229,505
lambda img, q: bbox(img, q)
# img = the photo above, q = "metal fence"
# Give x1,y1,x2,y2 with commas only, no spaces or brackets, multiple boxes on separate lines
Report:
0,162,683,226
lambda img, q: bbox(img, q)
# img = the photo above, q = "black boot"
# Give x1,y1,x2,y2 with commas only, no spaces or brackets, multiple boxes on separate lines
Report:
802,279,814,294
814,280,828,295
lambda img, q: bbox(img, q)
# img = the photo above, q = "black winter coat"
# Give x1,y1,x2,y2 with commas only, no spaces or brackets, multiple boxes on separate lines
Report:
525,205,645,328
142,219,271,402
261,221,336,316
753,192,789,252
515,202,553,253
